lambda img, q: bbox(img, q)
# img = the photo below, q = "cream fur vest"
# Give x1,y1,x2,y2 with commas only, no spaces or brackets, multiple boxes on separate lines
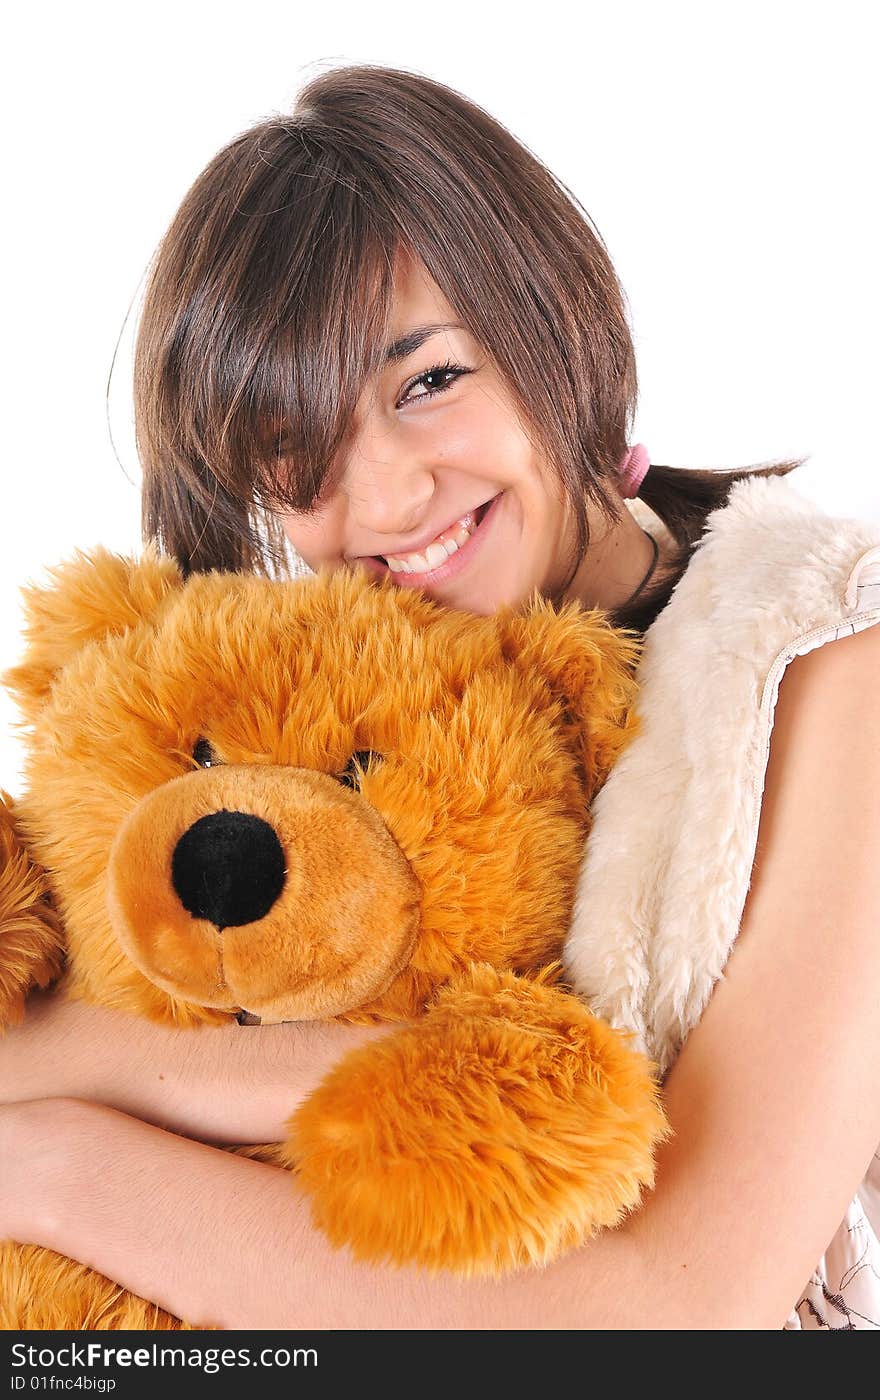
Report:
563,471,880,1329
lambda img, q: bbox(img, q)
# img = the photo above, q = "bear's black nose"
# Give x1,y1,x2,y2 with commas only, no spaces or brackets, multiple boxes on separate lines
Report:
171,810,286,929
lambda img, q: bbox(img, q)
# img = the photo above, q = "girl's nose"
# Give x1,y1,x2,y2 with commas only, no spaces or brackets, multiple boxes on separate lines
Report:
344,446,437,540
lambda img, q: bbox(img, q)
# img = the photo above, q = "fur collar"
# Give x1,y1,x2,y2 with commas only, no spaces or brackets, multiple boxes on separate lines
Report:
563,474,880,1074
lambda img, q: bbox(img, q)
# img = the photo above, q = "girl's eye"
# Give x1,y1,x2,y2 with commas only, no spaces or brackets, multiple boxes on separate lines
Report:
398,360,469,407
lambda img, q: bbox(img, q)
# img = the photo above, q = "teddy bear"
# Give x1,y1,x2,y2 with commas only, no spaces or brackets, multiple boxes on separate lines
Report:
0,547,667,1329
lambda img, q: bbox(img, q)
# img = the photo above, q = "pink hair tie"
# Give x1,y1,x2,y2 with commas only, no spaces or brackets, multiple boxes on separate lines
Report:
617,443,650,498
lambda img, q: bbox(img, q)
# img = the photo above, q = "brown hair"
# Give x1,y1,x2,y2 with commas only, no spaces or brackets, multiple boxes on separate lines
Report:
134,62,804,634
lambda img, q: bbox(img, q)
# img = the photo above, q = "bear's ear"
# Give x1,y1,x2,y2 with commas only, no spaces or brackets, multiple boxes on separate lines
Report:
3,543,183,723
498,598,643,795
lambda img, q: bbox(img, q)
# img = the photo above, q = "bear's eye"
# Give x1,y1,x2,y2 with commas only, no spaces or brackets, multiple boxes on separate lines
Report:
192,737,220,769
336,750,381,791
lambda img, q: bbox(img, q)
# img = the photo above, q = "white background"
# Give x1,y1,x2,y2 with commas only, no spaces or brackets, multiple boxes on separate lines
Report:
2,0,878,791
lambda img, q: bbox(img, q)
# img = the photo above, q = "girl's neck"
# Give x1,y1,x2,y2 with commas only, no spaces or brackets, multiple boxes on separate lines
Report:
562,506,669,613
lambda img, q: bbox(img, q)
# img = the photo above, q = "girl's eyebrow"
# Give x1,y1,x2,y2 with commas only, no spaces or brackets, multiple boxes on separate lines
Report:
383,322,465,364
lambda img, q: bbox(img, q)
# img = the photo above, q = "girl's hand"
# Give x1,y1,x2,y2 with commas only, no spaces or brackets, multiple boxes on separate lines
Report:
0,990,392,1145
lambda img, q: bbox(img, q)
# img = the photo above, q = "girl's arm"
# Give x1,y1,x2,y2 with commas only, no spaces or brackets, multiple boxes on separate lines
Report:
0,991,388,1144
9,621,880,1329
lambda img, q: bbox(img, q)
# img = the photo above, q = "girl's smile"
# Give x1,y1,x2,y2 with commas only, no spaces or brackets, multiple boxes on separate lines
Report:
351,492,502,589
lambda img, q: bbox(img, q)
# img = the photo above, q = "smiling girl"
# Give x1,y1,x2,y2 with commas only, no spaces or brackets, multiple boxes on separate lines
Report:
3,63,879,1331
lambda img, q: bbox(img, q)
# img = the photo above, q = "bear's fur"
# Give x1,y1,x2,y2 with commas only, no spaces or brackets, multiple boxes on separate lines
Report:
0,549,667,1328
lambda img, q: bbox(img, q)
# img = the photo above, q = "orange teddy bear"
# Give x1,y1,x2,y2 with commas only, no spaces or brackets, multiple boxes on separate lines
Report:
0,549,667,1329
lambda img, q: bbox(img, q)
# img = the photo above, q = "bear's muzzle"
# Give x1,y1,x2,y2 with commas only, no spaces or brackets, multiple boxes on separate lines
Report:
106,764,421,1022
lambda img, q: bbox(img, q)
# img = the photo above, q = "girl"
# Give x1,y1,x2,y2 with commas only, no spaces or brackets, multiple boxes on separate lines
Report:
3,64,879,1330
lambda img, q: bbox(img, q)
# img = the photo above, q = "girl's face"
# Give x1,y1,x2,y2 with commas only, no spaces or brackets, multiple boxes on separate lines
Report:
277,253,584,616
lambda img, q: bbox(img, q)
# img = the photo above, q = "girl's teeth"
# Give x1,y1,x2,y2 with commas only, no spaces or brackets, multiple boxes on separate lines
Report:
423,542,449,570
384,511,478,574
